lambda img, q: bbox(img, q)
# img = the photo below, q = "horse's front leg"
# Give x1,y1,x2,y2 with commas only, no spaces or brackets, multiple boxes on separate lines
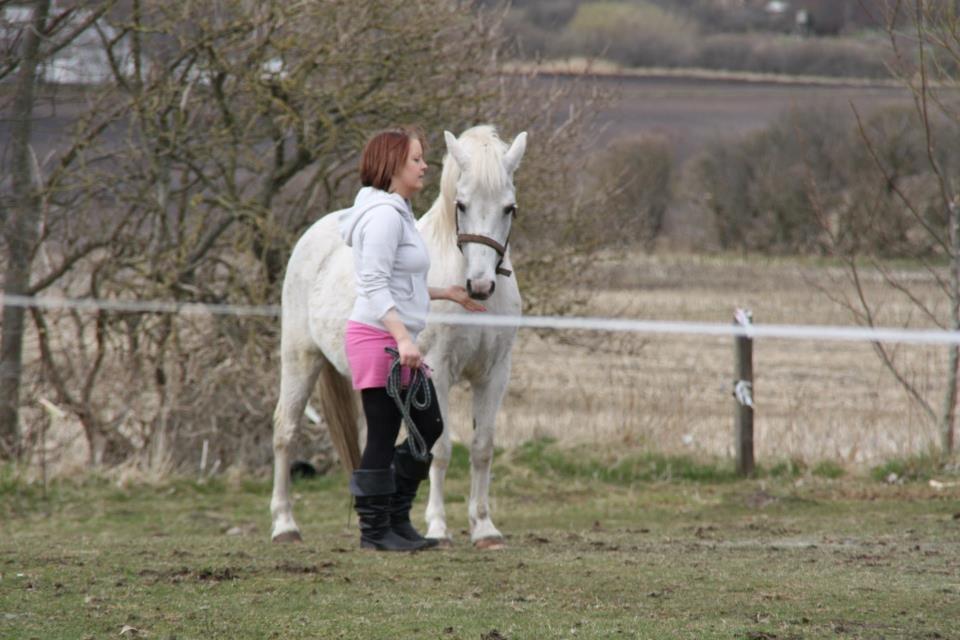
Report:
469,370,510,549
425,372,454,544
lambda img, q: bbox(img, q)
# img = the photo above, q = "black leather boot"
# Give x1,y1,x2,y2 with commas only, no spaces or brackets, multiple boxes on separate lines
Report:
390,442,438,548
350,468,429,551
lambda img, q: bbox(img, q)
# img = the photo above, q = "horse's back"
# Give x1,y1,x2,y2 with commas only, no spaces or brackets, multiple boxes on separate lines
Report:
285,211,346,286
282,211,355,374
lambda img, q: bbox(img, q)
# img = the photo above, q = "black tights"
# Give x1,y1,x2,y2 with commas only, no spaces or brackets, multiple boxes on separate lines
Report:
359,380,444,470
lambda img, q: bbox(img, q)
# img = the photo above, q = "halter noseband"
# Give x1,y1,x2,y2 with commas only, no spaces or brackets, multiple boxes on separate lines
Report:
454,203,514,278
456,234,512,277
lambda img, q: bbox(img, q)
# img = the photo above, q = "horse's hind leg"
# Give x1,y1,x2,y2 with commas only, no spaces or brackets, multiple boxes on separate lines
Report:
271,344,324,543
469,372,509,549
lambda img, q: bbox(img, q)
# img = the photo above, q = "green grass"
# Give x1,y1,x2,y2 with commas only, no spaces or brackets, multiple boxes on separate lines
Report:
811,460,847,480
512,437,738,484
510,438,854,484
869,452,950,483
1,453,958,639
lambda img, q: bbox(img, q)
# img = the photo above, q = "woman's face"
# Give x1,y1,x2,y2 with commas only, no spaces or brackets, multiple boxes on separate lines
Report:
391,138,427,198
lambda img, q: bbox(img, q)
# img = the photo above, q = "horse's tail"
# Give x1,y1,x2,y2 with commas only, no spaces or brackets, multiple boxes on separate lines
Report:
318,364,361,473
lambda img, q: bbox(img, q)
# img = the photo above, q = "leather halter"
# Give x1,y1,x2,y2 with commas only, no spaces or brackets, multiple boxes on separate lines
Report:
454,205,514,277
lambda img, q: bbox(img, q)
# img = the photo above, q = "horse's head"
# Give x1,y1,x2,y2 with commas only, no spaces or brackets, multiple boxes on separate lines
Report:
442,126,527,300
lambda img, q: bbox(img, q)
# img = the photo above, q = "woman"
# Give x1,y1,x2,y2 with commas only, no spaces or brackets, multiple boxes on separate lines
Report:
338,127,484,551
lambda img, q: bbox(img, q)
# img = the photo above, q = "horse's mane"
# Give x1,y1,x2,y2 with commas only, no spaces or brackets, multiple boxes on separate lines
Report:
420,125,509,247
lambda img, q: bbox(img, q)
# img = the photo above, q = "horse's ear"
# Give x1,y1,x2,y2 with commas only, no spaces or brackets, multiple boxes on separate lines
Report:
444,130,470,172
503,131,527,175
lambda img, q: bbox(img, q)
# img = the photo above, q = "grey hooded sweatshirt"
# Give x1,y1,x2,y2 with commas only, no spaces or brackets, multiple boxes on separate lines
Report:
338,187,431,339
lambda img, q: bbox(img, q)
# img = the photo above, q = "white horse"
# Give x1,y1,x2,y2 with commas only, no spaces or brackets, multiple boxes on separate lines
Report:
271,125,527,548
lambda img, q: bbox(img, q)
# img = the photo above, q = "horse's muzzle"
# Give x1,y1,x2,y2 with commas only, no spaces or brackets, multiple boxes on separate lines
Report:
466,279,495,300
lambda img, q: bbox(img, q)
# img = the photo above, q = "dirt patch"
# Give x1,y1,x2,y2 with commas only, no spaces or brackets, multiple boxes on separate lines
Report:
274,560,336,574
138,566,242,584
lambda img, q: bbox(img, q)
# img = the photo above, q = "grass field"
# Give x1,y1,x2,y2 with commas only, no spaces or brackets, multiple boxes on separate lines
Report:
2,444,958,639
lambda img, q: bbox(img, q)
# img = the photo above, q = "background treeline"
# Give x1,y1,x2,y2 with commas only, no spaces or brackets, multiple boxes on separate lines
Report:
492,0,901,78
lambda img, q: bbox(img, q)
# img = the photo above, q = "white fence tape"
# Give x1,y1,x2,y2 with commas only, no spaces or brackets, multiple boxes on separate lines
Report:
0,293,281,318
4,293,960,345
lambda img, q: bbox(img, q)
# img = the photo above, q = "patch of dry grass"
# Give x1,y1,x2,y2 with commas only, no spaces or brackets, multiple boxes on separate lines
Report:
446,254,951,469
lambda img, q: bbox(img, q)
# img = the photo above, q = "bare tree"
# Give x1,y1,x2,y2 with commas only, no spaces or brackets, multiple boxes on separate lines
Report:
0,0,50,461
0,0,123,460
821,0,960,456
5,0,606,472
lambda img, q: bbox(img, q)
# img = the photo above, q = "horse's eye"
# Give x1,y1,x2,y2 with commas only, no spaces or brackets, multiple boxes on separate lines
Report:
455,201,466,213
504,204,517,217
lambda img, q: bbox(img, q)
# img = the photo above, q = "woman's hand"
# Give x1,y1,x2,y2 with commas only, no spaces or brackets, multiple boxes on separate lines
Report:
444,285,487,312
381,309,422,368
397,337,422,369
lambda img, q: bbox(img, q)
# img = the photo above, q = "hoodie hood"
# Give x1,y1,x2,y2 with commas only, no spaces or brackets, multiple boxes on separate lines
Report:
338,186,413,247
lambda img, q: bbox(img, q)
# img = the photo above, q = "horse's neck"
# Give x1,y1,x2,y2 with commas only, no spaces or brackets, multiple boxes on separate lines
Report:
418,195,468,292
419,194,458,251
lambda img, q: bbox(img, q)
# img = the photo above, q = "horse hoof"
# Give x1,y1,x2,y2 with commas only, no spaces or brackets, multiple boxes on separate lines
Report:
474,537,506,550
272,530,303,544
429,537,454,549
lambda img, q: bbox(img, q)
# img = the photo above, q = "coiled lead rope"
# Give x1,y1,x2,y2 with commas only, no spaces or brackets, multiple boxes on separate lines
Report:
384,347,432,462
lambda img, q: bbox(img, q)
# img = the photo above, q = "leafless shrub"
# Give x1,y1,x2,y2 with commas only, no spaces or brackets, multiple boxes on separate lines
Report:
696,104,954,256
587,135,673,251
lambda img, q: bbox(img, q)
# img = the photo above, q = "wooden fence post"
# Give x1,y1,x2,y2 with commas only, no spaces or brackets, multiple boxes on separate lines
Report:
734,309,755,477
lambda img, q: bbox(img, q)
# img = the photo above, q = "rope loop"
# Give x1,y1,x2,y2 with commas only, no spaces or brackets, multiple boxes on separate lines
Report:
384,347,432,462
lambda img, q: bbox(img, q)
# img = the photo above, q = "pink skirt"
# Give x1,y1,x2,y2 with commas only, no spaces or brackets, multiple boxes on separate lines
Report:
344,320,430,390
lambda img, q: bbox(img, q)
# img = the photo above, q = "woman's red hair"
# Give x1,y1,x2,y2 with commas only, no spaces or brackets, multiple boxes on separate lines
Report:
360,126,426,192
